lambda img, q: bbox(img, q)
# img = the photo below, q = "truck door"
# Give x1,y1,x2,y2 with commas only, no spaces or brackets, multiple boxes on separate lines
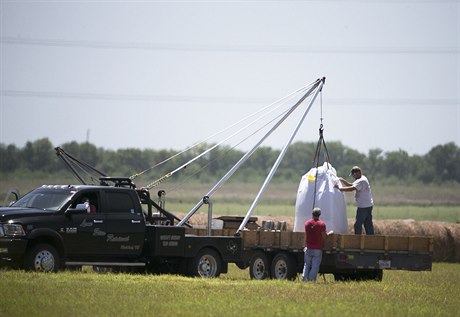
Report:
64,191,107,256
101,190,145,257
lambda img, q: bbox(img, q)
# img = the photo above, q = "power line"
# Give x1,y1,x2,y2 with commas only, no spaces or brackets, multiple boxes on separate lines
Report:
1,36,458,55
1,89,458,106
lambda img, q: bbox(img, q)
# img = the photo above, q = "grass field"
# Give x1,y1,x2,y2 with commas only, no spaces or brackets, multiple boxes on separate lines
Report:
1,179,458,316
0,263,458,317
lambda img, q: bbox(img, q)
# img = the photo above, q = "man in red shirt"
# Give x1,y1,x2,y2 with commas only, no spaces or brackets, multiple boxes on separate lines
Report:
302,207,333,282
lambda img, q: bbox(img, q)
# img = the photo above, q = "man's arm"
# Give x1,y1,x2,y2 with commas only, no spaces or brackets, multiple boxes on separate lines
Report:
336,185,356,192
321,230,334,240
338,177,353,187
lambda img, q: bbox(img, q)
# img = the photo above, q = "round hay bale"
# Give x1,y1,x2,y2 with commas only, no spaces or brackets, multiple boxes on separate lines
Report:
350,219,460,262
445,223,460,262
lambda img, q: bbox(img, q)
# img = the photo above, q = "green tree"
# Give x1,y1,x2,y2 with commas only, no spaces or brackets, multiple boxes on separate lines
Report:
381,150,411,181
0,144,21,172
425,142,459,183
21,138,55,172
365,148,384,182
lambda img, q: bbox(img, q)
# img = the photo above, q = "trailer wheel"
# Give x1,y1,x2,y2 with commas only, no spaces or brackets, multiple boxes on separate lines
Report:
24,243,60,273
270,252,297,280
190,248,222,278
249,251,271,280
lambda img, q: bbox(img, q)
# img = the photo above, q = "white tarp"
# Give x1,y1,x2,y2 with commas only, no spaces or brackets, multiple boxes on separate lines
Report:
293,162,348,233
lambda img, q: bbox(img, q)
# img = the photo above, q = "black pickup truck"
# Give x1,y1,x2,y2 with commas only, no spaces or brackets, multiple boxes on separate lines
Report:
0,182,242,276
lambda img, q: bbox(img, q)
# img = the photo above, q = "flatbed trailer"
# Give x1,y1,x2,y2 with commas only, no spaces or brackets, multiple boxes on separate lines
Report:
185,217,433,281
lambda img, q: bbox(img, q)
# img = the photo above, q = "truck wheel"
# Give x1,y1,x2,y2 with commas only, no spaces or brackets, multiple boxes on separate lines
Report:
270,252,297,280
190,248,222,278
249,251,271,280
24,243,60,273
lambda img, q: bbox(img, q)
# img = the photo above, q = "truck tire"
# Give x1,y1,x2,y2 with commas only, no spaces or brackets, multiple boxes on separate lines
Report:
24,243,60,273
270,252,297,280
249,251,271,280
190,248,222,278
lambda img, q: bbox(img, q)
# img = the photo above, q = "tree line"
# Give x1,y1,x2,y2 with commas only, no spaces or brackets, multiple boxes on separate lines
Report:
0,138,459,185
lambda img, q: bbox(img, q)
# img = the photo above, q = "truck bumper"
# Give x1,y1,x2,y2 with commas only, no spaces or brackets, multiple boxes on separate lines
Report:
0,238,28,266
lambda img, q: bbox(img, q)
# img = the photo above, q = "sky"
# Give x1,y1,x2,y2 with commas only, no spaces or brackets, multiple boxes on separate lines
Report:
1,0,459,158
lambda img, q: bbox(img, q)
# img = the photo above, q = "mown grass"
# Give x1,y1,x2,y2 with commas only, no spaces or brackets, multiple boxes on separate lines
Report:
0,263,458,317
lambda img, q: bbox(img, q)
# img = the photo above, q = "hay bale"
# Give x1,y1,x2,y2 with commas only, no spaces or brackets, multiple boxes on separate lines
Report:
445,223,460,262
352,220,460,263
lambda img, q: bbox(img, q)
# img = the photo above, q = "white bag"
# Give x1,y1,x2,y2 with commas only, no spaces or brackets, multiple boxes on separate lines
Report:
293,162,348,233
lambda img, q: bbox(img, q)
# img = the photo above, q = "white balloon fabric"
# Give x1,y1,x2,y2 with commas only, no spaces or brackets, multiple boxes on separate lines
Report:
293,162,348,233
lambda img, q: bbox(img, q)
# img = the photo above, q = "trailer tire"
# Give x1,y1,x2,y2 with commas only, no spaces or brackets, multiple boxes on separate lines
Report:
24,243,60,273
190,248,222,278
249,251,271,280
270,252,297,280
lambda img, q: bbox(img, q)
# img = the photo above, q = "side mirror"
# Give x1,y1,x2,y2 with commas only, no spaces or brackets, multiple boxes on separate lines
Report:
65,204,88,216
3,188,20,207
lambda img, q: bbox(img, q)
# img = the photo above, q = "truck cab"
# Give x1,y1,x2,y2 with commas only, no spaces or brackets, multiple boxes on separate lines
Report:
0,185,146,271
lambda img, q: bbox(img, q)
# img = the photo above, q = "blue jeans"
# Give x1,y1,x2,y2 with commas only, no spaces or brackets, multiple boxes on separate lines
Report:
354,206,374,235
302,248,322,281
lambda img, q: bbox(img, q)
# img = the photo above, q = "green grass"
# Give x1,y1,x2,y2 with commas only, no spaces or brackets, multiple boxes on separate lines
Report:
0,263,458,317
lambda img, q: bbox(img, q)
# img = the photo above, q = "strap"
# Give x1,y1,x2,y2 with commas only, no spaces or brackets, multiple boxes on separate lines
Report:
311,124,332,210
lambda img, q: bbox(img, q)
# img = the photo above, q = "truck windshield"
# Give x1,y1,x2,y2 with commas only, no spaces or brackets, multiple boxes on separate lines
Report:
11,189,73,211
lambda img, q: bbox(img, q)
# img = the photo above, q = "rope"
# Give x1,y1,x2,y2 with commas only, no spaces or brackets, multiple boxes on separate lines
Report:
130,82,317,181
311,90,332,210
153,107,293,192
145,85,314,189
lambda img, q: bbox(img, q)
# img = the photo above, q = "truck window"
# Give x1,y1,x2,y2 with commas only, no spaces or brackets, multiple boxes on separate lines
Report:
105,192,136,213
12,189,72,211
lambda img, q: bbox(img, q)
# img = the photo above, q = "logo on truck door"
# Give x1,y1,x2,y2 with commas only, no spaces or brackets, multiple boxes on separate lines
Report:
227,240,238,254
106,234,130,242
80,219,93,227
